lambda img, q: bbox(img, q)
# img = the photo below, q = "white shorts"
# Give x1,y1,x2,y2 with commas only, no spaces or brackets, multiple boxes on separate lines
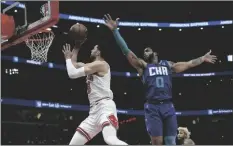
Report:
76,99,118,141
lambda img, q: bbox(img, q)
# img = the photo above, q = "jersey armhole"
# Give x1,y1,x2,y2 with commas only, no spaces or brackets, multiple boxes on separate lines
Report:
161,60,175,73
159,60,169,66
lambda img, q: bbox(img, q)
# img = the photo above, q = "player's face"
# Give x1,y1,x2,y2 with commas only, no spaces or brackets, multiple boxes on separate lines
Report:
90,45,100,57
143,47,158,62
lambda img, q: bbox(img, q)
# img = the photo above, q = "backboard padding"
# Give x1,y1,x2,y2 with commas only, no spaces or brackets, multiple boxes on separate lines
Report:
1,1,59,51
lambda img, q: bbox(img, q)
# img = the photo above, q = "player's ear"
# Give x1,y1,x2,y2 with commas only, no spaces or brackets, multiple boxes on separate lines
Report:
153,52,157,58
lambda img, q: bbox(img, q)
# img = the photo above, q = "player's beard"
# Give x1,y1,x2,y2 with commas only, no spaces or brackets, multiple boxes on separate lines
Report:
146,54,157,63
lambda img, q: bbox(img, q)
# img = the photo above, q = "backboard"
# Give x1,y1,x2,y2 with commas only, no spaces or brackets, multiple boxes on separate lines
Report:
1,1,59,51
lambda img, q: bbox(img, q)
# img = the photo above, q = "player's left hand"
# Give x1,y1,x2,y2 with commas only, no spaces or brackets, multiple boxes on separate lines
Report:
103,14,119,31
202,50,217,64
62,43,73,59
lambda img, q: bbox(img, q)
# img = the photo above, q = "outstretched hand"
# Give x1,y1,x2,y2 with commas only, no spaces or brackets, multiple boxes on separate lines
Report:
203,50,217,64
103,14,119,31
62,43,74,60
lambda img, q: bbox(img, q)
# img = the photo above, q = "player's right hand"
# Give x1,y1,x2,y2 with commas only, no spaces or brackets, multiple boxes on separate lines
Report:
74,38,86,48
62,43,73,59
103,14,119,31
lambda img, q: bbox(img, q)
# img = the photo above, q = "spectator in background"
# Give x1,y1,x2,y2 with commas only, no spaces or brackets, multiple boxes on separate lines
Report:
177,127,195,145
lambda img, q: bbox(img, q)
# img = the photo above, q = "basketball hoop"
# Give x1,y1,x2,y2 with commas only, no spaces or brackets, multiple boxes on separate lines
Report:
25,29,54,63
25,3,54,63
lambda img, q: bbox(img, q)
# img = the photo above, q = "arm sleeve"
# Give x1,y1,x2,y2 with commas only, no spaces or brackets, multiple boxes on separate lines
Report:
66,59,86,79
112,29,131,56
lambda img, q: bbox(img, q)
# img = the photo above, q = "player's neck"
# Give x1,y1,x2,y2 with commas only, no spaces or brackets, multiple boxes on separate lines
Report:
93,56,104,62
149,58,158,64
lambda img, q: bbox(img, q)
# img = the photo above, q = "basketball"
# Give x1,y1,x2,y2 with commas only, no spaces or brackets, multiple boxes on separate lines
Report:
69,23,88,42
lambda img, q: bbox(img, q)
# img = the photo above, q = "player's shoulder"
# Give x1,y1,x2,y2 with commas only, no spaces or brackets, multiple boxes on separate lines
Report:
93,60,109,69
92,60,109,76
93,60,106,65
184,139,195,145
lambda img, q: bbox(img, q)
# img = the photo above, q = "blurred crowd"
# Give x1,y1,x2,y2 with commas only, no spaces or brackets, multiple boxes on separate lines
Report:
2,105,233,145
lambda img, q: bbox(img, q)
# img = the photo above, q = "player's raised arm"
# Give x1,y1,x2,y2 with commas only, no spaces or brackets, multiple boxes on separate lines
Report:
103,14,145,71
65,59,106,79
62,46,105,79
168,50,217,73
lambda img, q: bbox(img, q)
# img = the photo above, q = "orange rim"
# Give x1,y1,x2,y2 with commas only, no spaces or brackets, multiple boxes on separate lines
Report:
26,38,51,42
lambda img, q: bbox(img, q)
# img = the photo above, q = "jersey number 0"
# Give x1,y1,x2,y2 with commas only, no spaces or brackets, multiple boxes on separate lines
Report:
156,77,164,88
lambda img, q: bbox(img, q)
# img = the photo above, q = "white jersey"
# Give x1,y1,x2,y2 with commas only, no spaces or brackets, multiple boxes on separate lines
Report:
86,68,113,105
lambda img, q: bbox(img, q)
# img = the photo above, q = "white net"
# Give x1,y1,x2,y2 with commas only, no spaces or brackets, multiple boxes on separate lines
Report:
25,30,54,63
25,3,54,63
40,3,49,17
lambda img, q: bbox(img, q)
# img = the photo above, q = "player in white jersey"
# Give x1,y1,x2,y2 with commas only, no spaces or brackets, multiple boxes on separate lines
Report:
62,43,128,145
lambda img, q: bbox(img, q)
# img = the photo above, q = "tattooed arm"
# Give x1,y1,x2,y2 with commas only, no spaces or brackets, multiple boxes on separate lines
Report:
103,14,146,75
167,50,217,73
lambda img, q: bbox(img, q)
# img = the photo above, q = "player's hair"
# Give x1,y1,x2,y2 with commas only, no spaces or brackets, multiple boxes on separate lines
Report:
146,46,153,50
178,127,191,139
142,46,156,56
148,46,157,53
